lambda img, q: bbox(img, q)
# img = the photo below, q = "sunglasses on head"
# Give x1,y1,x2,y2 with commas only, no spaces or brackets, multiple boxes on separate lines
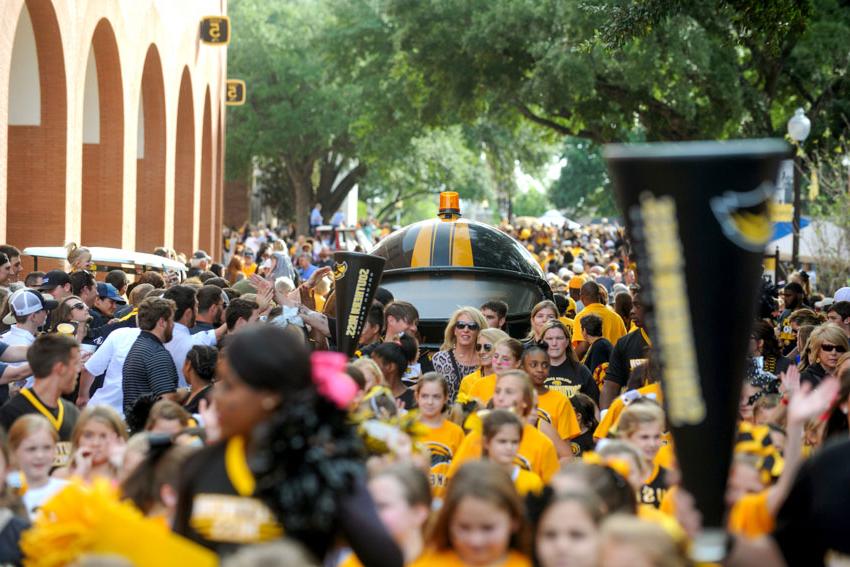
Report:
821,344,847,353
456,322,480,331
476,343,493,352
71,303,86,310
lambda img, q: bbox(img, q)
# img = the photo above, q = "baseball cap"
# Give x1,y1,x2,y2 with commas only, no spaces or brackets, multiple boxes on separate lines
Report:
3,289,58,324
96,282,127,305
192,250,211,260
39,269,71,291
835,287,850,303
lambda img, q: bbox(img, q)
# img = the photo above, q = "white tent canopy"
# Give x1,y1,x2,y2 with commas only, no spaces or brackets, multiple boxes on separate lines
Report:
767,220,850,263
538,209,580,230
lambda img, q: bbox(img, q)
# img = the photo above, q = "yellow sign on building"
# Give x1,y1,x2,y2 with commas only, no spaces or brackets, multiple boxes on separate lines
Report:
200,16,230,45
226,80,246,106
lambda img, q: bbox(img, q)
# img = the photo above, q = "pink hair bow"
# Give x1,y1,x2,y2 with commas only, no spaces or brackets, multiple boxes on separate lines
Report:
311,351,358,409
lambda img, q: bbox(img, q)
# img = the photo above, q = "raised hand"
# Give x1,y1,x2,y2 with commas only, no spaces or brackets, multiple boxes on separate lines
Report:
787,375,839,426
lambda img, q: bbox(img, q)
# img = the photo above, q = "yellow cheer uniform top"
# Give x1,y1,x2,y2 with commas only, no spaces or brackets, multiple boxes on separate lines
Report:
0,388,80,468
468,373,497,404
415,549,531,567
448,423,559,483
173,435,283,554
571,303,627,346
421,419,466,499
458,369,485,399
512,466,544,496
536,389,581,441
728,490,774,538
639,463,670,509
594,382,663,440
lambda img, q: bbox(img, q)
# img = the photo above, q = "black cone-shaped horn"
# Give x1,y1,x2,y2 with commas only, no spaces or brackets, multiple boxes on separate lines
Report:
604,139,790,561
332,251,386,357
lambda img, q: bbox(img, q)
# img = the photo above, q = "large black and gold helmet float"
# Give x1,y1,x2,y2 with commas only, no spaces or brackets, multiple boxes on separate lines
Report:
370,192,553,348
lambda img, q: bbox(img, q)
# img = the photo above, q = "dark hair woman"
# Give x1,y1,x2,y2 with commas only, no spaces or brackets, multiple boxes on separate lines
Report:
173,326,402,566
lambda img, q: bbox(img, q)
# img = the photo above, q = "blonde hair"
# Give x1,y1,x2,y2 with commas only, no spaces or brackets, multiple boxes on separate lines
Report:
599,514,688,567
8,414,57,453
596,439,648,479
65,242,91,269
72,406,128,451
352,357,385,388
807,323,850,366
479,327,509,345
441,307,488,351
616,401,665,438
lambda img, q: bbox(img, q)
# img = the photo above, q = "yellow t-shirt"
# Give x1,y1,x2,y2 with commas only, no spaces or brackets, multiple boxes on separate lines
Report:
513,467,544,496
458,369,485,399
448,424,560,483
594,383,663,439
572,303,627,346
242,262,257,277
558,317,575,334
421,419,466,499
415,549,531,567
468,374,497,404
536,389,581,440
728,490,774,538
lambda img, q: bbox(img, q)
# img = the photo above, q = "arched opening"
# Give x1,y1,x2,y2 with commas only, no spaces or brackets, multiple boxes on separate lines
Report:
173,68,195,255
80,19,124,247
135,45,166,253
198,87,214,254
7,0,67,251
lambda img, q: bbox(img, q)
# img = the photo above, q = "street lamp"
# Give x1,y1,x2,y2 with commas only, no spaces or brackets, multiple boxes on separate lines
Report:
787,108,811,269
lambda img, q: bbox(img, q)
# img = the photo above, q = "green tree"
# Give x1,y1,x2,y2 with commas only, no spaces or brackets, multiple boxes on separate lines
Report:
513,188,551,217
226,0,420,233
380,0,850,147
549,138,618,219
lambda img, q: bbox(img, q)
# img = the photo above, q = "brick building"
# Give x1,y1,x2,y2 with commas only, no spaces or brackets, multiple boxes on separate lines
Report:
0,0,227,262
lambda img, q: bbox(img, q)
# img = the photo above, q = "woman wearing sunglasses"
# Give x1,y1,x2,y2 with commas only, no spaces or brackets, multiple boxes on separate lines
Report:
50,295,91,345
458,328,509,399
800,323,849,387
431,307,488,403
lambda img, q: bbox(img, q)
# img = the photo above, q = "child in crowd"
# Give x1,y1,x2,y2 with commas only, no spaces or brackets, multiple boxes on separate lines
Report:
615,401,669,509
528,490,603,567
521,346,581,443
54,406,128,483
450,371,559,483
482,410,543,496
8,415,68,519
340,464,431,567
414,373,465,501
418,460,531,566
597,514,688,567
468,338,523,404
569,393,599,456
145,400,193,435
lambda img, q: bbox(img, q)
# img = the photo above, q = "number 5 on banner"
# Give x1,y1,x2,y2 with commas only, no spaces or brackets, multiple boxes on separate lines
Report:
225,80,246,106
200,16,230,45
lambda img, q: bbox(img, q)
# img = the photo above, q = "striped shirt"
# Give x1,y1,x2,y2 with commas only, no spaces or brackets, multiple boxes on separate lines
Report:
122,331,178,415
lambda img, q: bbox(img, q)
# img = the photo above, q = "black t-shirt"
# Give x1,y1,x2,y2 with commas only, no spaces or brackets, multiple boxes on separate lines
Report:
772,438,850,566
396,387,417,411
584,338,613,375
800,363,827,388
545,360,599,405
605,329,650,387
570,430,595,457
183,384,213,415
0,388,79,442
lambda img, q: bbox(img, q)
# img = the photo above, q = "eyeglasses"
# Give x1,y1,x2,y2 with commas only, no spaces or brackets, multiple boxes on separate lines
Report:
71,303,86,310
455,321,480,331
821,344,847,353
476,343,493,352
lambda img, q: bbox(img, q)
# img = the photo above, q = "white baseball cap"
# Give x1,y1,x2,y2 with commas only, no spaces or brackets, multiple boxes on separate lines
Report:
834,287,850,303
3,289,58,325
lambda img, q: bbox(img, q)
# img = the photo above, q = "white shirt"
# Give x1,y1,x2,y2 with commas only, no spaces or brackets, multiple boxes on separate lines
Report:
165,322,217,389
85,327,141,416
23,477,68,519
0,325,35,387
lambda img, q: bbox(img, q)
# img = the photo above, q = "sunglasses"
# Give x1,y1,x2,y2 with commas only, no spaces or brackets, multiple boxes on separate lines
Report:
455,322,480,331
71,303,86,310
476,343,493,352
820,344,847,353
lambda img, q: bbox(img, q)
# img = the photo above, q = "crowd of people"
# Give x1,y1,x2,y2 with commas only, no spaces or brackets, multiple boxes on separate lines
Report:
0,215,845,566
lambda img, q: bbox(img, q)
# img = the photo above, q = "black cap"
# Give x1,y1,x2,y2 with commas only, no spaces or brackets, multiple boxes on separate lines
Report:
39,269,71,291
